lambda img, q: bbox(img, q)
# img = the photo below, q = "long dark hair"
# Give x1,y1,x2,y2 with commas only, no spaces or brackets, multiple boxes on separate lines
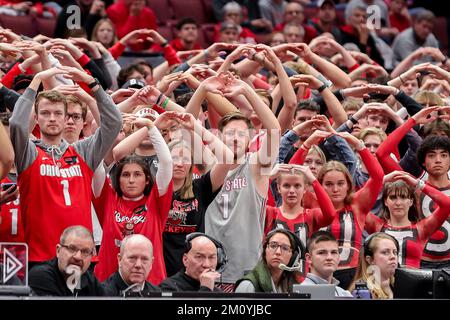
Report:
112,155,153,197
379,180,418,223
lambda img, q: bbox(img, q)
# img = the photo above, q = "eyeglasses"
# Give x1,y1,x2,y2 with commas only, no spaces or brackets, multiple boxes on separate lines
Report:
267,241,292,254
60,244,94,258
66,113,83,122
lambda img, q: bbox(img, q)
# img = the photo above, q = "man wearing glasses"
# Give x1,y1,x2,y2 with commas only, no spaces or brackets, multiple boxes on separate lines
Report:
28,226,105,296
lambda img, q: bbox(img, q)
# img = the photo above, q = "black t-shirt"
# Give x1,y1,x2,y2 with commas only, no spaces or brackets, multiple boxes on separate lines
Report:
163,171,219,276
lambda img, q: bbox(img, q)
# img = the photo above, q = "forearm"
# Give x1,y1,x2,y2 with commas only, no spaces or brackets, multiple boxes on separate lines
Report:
243,86,280,130
205,94,238,116
390,56,415,79
394,90,422,116
112,127,148,162
312,179,336,226
323,135,357,177
310,54,351,89
0,123,14,179
288,145,307,165
277,131,299,164
376,118,415,159
321,89,347,127
150,126,173,195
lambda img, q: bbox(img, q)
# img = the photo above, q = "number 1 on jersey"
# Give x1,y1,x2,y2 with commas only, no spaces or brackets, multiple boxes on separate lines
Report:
222,193,229,219
61,180,72,206
9,208,18,235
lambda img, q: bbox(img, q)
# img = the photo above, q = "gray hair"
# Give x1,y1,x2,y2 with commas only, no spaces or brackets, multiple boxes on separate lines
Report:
60,225,94,245
119,234,153,256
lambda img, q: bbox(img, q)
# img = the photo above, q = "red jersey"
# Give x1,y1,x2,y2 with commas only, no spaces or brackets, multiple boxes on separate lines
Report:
365,184,450,268
0,177,24,243
94,179,173,285
419,184,450,263
18,146,93,262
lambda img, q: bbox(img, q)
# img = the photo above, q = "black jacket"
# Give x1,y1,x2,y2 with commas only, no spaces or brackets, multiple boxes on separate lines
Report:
102,271,161,297
159,271,222,292
28,258,106,296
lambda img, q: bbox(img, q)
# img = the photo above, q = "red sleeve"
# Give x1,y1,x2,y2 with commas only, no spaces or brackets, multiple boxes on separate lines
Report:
109,41,126,60
264,206,277,236
77,53,91,67
417,184,450,241
163,44,182,66
288,146,308,165
252,77,272,90
348,63,360,72
311,180,336,229
376,118,416,174
91,178,115,227
1,63,22,88
353,148,384,225
150,180,174,230
364,212,384,234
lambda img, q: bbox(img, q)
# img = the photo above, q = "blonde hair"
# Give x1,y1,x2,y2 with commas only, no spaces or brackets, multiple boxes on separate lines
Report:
413,90,444,107
91,18,118,48
349,233,399,299
358,127,387,142
168,140,194,199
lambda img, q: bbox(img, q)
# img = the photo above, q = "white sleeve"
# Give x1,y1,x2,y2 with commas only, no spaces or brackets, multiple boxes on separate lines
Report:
91,161,106,198
48,53,75,85
148,126,173,195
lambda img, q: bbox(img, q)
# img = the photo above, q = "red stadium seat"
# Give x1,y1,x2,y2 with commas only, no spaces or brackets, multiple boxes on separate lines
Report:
433,17,449,55
169,0,210,24
147,0,174,25
157,24,174,42
35,17,57,37
0,14,37,37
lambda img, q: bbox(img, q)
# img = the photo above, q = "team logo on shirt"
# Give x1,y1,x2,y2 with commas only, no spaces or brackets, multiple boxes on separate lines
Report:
64,156,78,165
224,177,248,191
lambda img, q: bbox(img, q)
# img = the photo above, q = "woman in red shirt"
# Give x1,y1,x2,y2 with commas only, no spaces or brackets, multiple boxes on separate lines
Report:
365,171,450,268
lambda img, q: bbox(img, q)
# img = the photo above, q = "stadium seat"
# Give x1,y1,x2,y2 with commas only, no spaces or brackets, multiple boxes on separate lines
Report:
202,0,216,23
157,24,174,42
0,14,37,37
147,0,174,25
35,17,57,37
303,6,319,21
201,23,216,47
169,0,210,24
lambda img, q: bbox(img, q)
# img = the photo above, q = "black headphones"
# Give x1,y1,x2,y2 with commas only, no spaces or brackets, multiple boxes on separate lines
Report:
363,232,400,257
265,228,305,268
184,232,228,273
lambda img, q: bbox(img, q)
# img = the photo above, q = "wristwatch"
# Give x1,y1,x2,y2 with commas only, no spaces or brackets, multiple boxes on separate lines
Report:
87,78,100,89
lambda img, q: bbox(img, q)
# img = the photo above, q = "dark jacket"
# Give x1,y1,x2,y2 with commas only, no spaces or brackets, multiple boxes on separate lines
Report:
28,258,106,296
102,271,161,297
159,271,222,292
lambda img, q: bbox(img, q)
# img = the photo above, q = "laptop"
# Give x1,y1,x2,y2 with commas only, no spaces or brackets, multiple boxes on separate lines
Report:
292,284,336,300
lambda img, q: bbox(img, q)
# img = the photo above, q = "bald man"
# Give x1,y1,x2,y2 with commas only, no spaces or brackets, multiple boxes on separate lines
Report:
160,234,223,292
102,234,161,296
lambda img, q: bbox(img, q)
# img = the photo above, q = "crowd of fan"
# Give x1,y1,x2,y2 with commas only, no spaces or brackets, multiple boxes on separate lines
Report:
0,0,449,299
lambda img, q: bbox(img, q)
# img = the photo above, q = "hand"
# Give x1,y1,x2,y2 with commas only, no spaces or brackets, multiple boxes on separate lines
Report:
357,63,389,77
400,62,431,82
89,0,106,16
220,73,248,98
424,63,450,81
412,106,439,124
110,88,138,104
49,47,81,68
189,64,217,80
291,164,316,183
303,130,333,148
422,47,446,62
292,119,316,137
289,74,323,90
0,186,19,206
0,42,22,58
336,131,365,151
12,1,32,12
138,85,162,105
49,39,83,59
0,29,22,43
177,49,203,60
119,29,153,45
69,37,101,59
156,72,183,93
33,34,51,44
290,43,314,63
364,84,399,96
270,163,294,180
390,171,419,187
14,40,46,56
20,54,41,70
225,44,254,62
310,115,335,133
146,30,168,46
35,67,70,81
168,112,196,131
199,268,221,290
349,51,373,64
132,117,153,129
57,66,94,84
205,42,239,60
198,73,231,95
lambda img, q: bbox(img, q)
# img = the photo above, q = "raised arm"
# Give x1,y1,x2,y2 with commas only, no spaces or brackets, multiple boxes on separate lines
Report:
0,122,14,180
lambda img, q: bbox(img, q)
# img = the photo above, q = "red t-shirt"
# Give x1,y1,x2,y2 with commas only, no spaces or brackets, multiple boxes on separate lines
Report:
94,179,173,285
18,146,94,261
0,176,24,243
